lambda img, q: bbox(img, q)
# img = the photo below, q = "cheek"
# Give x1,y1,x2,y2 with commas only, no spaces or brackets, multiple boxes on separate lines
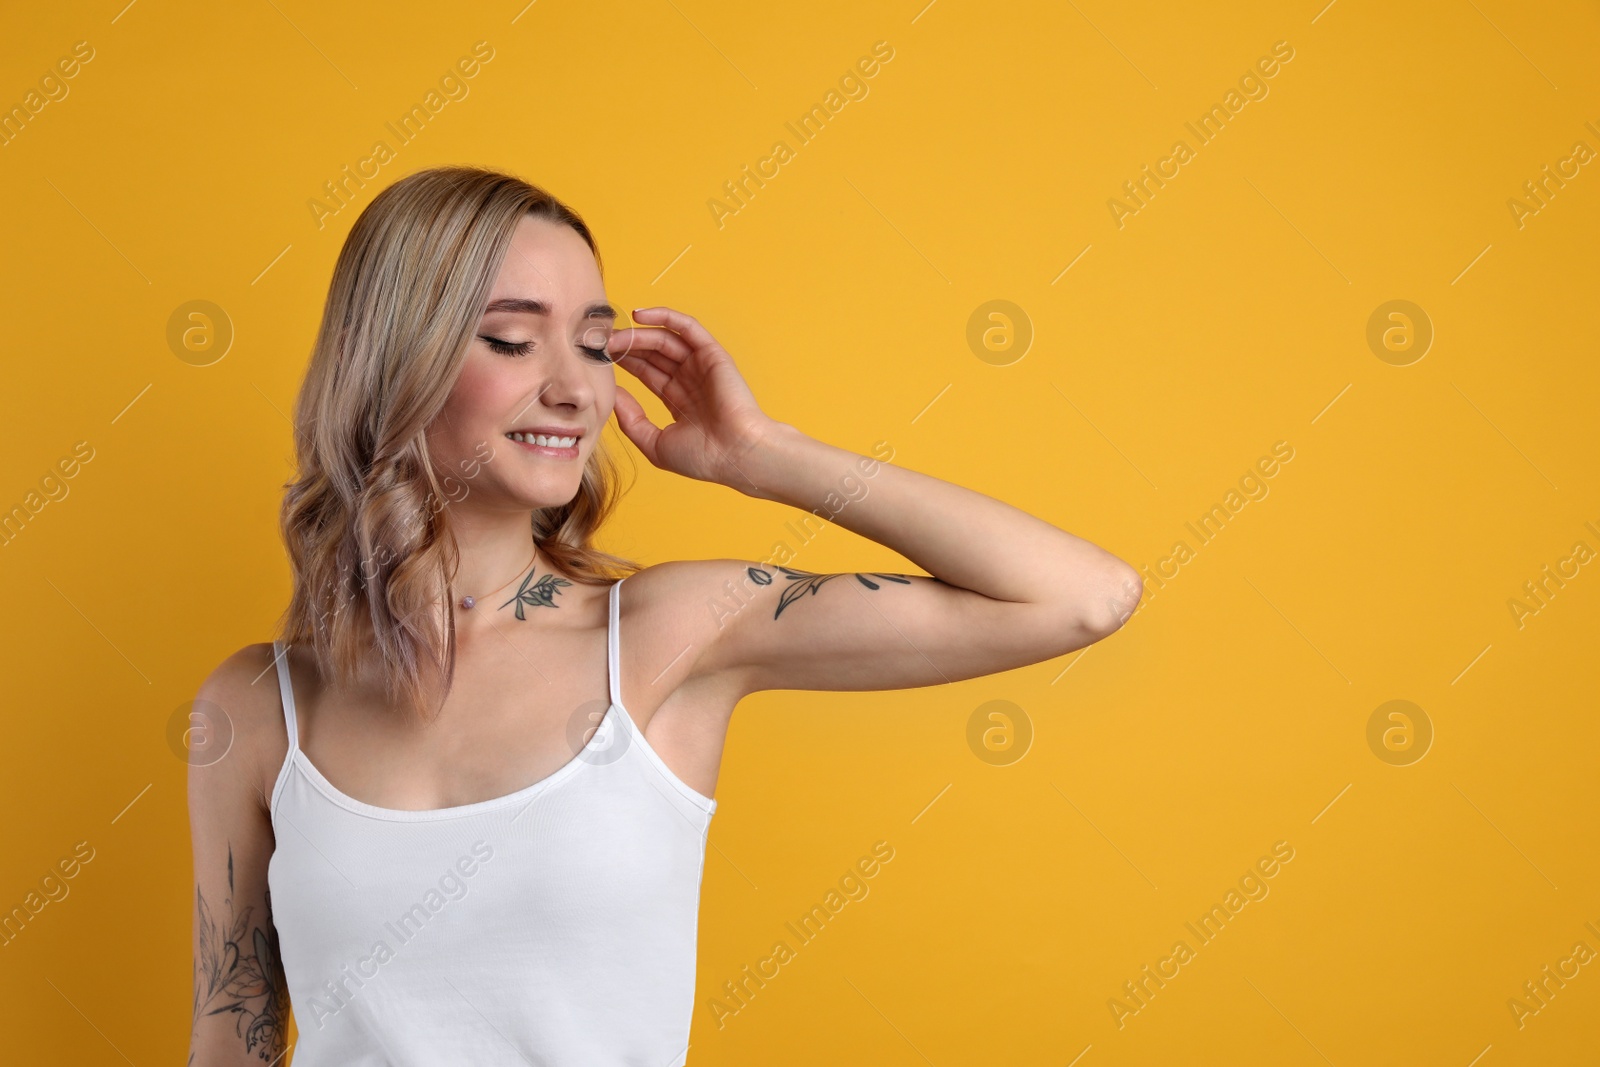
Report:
595,365,618,408
440,358,509,432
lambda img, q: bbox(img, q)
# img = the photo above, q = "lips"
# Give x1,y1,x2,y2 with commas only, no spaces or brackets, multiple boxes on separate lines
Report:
503,430,581,457
505,426,584,439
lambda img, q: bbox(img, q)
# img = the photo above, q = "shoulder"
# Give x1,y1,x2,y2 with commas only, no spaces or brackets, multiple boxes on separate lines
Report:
189,642,294,814
619,558,771,635
621,558,766,605
617,558,772,688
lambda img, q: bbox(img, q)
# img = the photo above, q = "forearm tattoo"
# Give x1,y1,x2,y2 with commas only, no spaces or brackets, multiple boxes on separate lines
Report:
192,845,289,1062
746,565,917,619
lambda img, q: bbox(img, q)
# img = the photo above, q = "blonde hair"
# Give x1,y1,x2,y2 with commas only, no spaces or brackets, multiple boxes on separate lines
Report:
277,165,639,722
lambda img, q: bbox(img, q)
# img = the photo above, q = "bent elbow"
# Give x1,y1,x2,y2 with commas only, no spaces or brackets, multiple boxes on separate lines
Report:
1085,565,1142,637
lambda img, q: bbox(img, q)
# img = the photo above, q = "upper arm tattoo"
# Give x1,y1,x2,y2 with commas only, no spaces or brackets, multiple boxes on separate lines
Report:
746,565,918,620
192,844,289,1062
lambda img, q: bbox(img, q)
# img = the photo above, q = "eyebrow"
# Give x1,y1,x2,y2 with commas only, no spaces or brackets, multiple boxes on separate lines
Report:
482,297,617,320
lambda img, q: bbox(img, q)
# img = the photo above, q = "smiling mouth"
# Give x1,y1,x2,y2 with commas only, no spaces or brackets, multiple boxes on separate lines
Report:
505,431,580,448
503,431,581,457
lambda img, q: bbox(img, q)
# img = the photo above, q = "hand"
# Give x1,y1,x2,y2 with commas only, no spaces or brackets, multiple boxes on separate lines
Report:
607,306,784,490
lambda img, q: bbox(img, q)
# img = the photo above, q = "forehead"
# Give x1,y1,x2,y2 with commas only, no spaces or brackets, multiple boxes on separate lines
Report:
484,214,603,308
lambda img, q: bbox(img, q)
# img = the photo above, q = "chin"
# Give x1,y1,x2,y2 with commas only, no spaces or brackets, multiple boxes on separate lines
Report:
517,479,584,509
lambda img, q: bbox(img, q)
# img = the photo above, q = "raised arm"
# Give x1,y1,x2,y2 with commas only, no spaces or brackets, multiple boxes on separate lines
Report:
187,645,291,1065
608,307,1142,698
688,429,1138,694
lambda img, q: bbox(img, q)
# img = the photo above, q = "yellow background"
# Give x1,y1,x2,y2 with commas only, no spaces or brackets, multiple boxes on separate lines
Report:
2,0,1597,1063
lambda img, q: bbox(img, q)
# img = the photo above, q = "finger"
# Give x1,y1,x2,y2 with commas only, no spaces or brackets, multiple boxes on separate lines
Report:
629,307,719,352
609,325,693,364
616,353,701,436
612,348,674,397
610,385,661,465
616,347,681,387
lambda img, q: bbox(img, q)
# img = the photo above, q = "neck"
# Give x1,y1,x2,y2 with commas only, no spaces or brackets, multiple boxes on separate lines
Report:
446,510,564,620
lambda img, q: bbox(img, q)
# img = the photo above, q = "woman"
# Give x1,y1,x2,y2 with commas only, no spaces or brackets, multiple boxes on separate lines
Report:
186,165,1141,1065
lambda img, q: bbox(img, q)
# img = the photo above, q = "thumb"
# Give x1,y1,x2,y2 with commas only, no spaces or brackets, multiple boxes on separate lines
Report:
611,385,662,466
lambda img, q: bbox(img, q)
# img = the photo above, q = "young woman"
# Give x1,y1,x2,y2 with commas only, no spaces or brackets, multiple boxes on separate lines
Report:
186,165,1141,1066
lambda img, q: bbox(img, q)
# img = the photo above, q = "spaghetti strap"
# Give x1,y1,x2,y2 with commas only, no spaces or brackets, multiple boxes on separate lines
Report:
271,639,300,754
607,578,625,710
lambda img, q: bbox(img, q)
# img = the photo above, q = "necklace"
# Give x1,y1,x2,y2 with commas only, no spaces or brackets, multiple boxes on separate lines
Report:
457,547,539,611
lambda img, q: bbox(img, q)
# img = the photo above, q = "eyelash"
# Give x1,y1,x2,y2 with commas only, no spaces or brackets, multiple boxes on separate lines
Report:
481,335,613,364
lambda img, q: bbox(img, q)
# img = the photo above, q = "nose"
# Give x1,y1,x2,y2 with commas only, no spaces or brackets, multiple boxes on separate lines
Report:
532,341,598,412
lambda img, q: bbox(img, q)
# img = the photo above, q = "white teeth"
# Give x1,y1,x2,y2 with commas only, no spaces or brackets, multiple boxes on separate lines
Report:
506,432,578,448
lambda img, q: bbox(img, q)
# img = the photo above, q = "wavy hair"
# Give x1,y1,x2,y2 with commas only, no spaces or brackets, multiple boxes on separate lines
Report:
277,165,639,723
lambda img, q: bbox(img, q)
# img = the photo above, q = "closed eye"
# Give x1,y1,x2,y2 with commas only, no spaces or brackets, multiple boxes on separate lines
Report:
482,335,534,357
481,335,613,364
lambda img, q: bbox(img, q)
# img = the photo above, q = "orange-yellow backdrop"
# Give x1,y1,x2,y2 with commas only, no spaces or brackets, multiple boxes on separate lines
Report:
2,1,1597,1063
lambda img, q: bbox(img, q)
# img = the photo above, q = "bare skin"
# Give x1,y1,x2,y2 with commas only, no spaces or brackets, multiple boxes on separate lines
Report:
188,214,1141,1061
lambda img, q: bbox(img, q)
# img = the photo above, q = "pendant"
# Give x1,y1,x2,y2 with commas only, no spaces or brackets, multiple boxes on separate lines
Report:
460,596,476,610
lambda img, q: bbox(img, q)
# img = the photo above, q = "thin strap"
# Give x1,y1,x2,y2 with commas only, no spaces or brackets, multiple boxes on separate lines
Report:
271,640,300,753
607,578,624,709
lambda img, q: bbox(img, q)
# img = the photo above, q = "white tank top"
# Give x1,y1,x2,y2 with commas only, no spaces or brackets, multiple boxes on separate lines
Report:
266,577,718,1066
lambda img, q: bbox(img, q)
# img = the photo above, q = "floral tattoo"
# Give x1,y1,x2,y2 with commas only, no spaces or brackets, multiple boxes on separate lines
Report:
746,565,917,619
500,568,573,620
192,844,288,1061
